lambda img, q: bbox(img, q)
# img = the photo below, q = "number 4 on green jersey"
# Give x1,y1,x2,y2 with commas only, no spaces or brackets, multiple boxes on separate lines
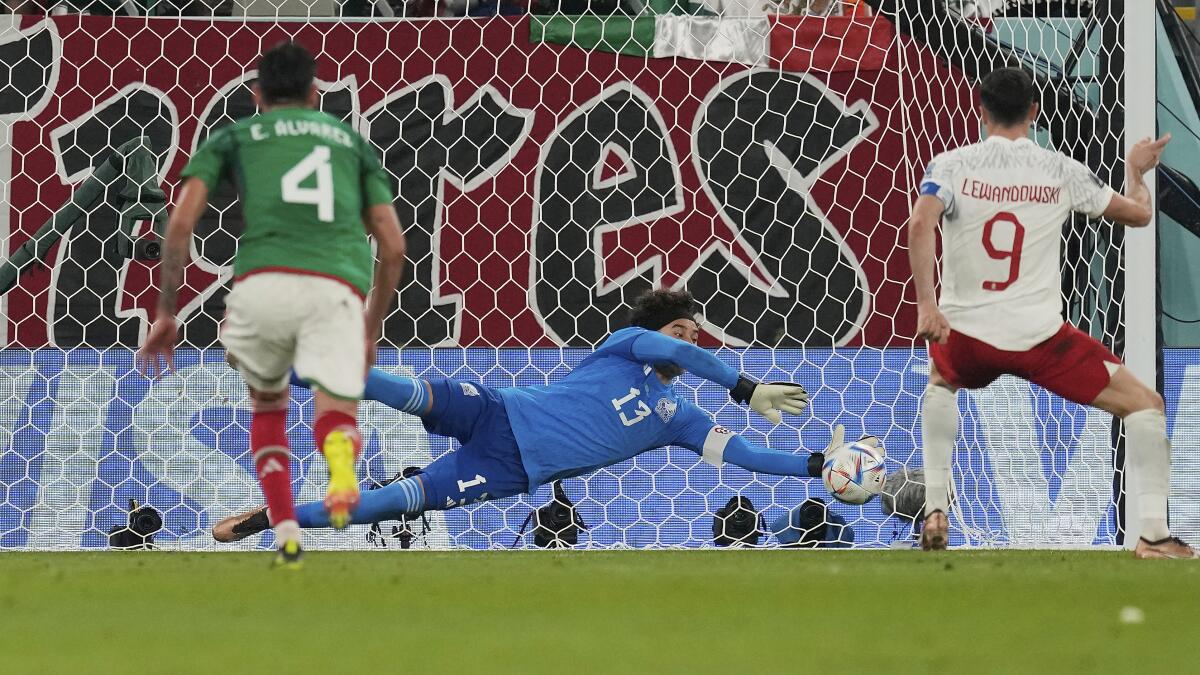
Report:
281,145,335,223
181,107,394,297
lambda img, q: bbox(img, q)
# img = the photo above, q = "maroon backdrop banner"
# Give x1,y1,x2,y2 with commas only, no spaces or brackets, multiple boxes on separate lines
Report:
1,15,974,348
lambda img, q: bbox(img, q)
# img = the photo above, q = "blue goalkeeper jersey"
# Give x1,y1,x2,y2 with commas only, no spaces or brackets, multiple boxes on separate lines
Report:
499,328,738,489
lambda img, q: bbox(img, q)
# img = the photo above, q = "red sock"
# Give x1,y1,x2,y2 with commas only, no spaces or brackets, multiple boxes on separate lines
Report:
251,408,295,526
314,410,362,459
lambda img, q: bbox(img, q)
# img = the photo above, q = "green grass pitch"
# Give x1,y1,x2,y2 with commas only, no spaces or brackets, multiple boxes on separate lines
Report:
1,550,1197,673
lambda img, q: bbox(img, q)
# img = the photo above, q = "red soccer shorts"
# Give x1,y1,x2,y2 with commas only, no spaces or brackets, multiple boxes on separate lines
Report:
928,323,1121,405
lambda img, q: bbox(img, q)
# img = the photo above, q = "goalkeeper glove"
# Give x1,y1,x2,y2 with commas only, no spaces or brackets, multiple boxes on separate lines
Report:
825,424,846,455
730,376,809,425
824,427,885,460
798,425,848,477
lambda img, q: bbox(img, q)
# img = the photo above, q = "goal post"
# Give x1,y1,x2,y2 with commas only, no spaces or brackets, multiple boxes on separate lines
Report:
0,4,1170,551
1122,0,1159,546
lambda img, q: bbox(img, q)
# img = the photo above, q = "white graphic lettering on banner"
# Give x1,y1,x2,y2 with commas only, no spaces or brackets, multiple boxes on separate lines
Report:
969,377,1113,546
1170,365,1200,541
29,363,116,548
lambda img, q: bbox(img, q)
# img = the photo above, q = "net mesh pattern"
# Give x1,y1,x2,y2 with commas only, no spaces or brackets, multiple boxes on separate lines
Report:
0,2,1136,549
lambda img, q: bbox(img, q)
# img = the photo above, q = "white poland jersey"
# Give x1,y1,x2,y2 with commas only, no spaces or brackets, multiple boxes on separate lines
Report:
919,135,1115,351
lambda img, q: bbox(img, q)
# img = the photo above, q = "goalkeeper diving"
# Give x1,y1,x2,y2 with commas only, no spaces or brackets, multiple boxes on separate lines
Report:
214,289,841,542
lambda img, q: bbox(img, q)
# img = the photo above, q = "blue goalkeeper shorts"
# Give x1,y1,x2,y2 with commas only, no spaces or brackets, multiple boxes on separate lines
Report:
417,378,531,510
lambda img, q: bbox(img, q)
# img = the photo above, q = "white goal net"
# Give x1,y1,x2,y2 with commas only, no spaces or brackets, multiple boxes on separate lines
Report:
0,1,1160,550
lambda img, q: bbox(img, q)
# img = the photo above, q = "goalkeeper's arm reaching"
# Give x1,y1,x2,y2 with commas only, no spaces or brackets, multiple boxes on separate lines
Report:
668,398,840,479
601,321,810,425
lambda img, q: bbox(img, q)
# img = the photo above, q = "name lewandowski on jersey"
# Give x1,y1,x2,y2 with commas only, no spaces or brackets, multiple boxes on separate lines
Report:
959,180,1061,204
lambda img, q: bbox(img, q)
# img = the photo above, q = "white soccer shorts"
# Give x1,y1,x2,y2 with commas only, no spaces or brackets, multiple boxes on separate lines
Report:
219,272,367,399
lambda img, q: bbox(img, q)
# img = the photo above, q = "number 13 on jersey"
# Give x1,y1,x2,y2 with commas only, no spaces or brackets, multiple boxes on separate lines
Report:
612,388,652,427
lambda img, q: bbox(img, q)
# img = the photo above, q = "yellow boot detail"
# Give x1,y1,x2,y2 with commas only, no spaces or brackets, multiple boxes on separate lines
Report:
322,429,360,530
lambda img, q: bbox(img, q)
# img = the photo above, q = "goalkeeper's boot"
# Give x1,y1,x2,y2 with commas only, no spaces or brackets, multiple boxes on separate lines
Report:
322,429,361,530
920,510,949,551
273,537,304,570
212,507,270,543
1134,536,1199,559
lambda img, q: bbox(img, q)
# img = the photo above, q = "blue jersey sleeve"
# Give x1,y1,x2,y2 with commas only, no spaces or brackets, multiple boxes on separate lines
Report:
671,401,815,477
722,437,815,477
671,402,732,466
593,327,739,389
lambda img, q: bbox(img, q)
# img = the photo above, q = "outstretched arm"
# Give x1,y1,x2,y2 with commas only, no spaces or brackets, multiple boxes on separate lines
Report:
723,433,825,478
673,405,833,477
625,329,739,388
615,329,808,424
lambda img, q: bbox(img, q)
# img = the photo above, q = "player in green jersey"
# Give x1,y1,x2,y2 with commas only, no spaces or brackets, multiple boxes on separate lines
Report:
137,42,407,568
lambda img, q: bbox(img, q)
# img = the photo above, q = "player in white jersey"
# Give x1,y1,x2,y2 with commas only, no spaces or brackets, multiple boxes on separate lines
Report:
907,68,1194,558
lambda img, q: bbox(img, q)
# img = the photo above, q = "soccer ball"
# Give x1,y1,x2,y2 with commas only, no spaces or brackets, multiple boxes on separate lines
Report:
822,439,887,505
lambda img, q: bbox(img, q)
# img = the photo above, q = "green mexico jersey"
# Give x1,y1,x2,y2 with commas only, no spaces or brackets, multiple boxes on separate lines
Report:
181,107,394,296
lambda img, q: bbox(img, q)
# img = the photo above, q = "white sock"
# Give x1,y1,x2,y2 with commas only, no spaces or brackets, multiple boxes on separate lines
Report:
1124,409,1171,542
921,384,959,515
274,519,301,545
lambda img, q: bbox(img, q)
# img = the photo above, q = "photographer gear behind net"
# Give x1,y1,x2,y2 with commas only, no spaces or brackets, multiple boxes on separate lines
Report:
770,498,855,548
514,481,588,549
712,496,764,547
108,499,164,550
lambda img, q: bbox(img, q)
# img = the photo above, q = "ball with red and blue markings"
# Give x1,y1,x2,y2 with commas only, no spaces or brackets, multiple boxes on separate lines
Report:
822,438,887,505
